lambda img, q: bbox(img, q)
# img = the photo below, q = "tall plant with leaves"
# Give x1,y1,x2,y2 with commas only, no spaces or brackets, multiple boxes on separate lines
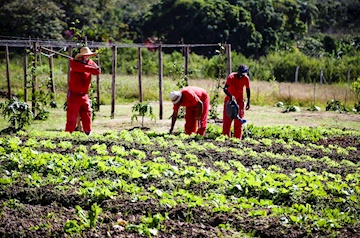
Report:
0,97,33,133
351,77,360,112
28,49,51,121
170,62,188,118
209,44,226,119
131,102,156,127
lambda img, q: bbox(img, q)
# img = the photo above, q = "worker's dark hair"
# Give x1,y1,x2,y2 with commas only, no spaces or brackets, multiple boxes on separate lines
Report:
238,64,248,74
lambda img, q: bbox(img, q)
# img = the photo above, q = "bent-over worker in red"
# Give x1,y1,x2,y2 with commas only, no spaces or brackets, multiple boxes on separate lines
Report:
65,47,101,135
222,64,251,139
169,86,210,136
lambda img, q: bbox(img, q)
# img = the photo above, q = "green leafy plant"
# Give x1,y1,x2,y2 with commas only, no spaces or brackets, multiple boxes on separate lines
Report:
209,44,226,119
351,77,360,112
171,61,188,119
307,104,321,111
126,213,168,237
325,99,349,113
0,97,34,133
64,203,102,235
282,105,301,113
131,102,156,127
27,49,51,121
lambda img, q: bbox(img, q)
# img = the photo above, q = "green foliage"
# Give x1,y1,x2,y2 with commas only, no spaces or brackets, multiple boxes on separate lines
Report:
351,78,360,111
0,0,65,39
209,44,226,119
325,99,350,113
0,127,360,236
0,97,33,133
131,102,156,127
64,203,102,235
282,105,301,113
126,213,168,236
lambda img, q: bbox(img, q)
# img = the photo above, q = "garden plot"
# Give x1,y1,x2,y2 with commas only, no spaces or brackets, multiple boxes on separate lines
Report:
0,125,359,237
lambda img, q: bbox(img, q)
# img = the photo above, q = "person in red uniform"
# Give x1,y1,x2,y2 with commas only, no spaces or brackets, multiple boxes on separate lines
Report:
169,86,210,136
65,47,101,135
222,64,251,139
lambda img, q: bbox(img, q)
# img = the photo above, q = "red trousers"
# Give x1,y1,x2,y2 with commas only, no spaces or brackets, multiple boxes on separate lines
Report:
222,98,245,139
184,98,209,136
65,92,92,134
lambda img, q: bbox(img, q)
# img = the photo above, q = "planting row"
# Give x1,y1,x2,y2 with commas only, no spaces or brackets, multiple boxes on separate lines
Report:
0,126,359,237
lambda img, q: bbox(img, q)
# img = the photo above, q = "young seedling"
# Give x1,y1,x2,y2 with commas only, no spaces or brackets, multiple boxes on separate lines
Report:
131,102,156,128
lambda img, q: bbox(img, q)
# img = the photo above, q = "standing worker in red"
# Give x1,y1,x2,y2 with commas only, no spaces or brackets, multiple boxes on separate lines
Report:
65,47,101,135
169,86,210,136
222,64,251,139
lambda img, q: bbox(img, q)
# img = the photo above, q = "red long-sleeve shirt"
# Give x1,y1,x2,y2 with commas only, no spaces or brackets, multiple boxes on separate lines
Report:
68,59,101,93
173,86,209,111
225,72,250,101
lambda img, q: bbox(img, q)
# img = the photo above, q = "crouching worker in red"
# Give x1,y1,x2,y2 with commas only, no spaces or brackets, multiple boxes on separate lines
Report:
222,64,251,139
169,86,210,136
65,47,101,135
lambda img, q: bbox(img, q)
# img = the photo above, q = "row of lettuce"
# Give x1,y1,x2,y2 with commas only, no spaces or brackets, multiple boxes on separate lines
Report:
0,126,359,236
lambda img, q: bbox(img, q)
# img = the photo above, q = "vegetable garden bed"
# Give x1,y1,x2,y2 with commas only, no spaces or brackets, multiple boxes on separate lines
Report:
0,125,359,237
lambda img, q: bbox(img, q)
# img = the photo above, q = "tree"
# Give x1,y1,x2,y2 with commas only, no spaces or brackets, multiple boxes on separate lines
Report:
297,0,319,30
140,0,260,56
0,0,66,39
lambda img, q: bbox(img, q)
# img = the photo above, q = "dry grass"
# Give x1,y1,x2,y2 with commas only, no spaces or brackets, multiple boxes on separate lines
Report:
0,74,359,134
11,100,359,135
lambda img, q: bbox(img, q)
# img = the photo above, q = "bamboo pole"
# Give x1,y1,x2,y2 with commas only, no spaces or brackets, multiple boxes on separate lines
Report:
23,49,28,102
67,46,72,85
226,44,231,77
5,45,11,100
158,45,163,120
184,46,189,76
96,51,101,111
138,47,143,102
31,42,37,114
111,45,117,118
49,46,56,103
295,66,300,83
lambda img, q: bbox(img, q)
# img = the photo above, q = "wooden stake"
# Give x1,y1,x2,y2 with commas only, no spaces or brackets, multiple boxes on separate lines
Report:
158,45,163,120
138,47,143,102
5,45,11,100
32,42,37,115
96,51,101,111
111,45,117,119
23,49,28,102
49,46,56,103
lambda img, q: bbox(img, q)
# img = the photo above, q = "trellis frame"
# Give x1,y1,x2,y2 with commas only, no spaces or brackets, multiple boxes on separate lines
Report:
0,39,231,119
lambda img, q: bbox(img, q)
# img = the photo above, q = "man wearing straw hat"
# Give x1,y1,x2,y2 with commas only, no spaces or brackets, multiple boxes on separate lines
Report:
65,47,101,135
169,86,210,136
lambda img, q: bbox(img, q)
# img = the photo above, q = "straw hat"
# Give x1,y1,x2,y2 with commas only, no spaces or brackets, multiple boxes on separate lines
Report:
170,91,182,104
75,47,97,60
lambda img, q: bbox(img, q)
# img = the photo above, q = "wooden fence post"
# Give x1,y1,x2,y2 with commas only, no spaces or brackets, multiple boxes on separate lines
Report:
138,47,143,102
295,66,300,83
111,45,117,118
67,46,72,85
31,42,38,114
158,45,163,120
5,45,11,100
49,46,56,103
226,44,231,77
184,46,189,76
23,49,28,102
320,67,327,84
96,51,101,111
